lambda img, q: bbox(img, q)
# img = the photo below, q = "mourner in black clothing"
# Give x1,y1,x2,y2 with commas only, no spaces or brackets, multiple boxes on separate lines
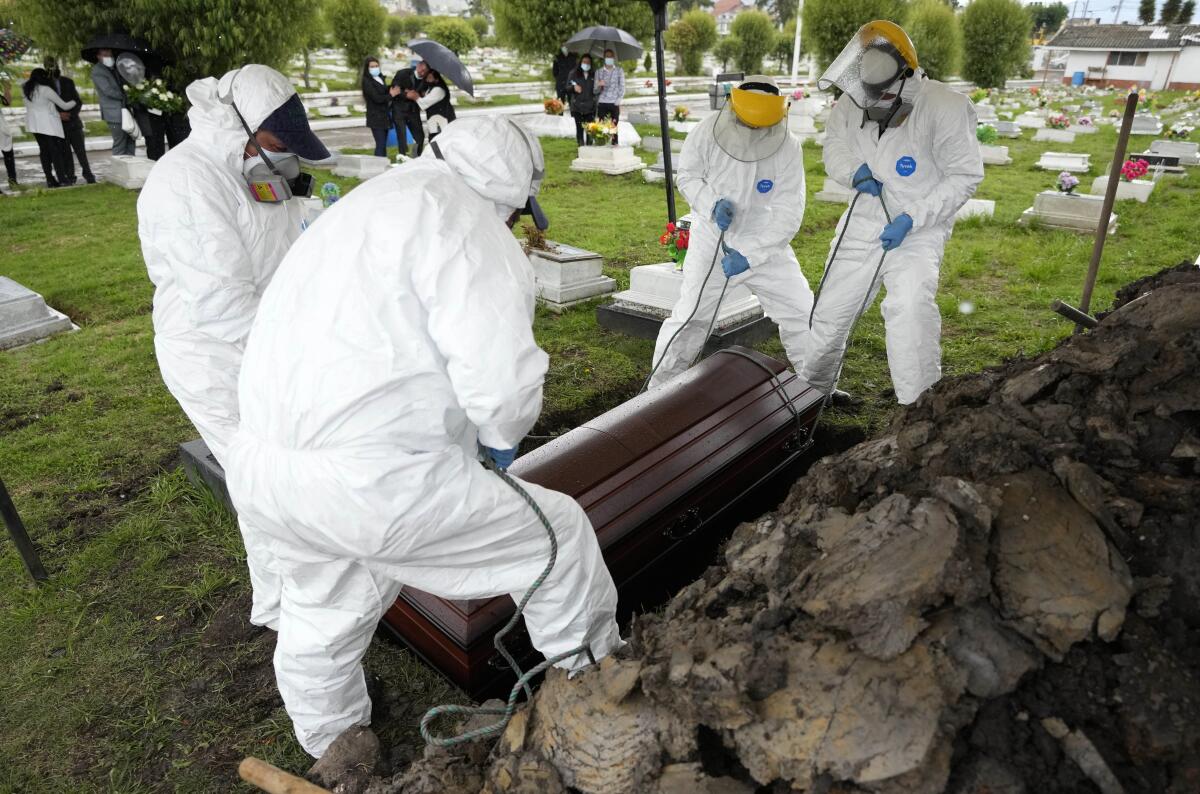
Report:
567,54,597,146
390,62,427,157
360,56,393,157
44,57,95,184
552,45,577,105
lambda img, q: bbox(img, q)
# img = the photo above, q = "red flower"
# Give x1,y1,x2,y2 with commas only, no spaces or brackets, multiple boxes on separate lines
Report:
666,222,676,233
659,233,670,245
677,230,690,248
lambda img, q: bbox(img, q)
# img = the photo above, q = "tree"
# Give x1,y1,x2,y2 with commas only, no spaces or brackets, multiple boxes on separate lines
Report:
302,4,331,89
1179,0,1196,21
467,16,490,37
387,16,407,48
7,0,321,85
730,10,775,73
1160,0,1183,21
962,0,1030,88
467,0,488,15
762,0,800,25
328,0,386,75
713,36,741,71
1139,0,1157,22
400,15,428,38
773,20,797,71
413,0,432,14
491,0,653,57
1026,2,1067,36
664,9,718,75
905,0,962,80
426,17,479,55
802,0,909,72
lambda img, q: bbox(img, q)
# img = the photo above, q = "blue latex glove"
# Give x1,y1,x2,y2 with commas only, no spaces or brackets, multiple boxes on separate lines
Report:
712,198,735,231
852,163,882,197
482,445,518,470
721,246,749,278
879,213,914,251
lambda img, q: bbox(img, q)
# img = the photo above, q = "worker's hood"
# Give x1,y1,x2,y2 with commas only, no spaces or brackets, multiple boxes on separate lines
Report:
422,116,544,220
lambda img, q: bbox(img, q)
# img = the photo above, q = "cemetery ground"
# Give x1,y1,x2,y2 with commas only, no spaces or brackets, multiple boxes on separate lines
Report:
0,120,1197,790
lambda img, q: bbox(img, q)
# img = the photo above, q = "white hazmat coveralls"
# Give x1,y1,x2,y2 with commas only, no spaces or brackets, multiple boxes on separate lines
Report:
224,117,622,758
649,112,813,389
802,77,983,404
138,67,305,629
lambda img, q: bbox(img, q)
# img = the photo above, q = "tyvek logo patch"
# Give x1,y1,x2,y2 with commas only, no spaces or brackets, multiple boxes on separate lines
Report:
895,156,917,177
756,179,774,193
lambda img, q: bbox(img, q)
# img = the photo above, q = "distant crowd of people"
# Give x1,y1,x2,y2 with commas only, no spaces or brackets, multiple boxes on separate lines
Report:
553,46,626,145
359,54,456,159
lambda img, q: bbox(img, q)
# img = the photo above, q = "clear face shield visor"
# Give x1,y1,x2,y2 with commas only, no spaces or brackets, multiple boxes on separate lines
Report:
817,23,917,111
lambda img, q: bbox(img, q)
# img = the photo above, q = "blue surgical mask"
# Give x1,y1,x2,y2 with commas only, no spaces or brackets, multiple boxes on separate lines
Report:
605,57,615,67
369,67,381,77
581,63,591,72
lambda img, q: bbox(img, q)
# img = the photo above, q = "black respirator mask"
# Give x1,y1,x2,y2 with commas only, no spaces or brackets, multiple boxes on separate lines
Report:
235,114,315,203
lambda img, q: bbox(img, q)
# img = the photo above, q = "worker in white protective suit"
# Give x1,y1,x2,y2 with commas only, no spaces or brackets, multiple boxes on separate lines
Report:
138,64,331,629
223,116,623,759
802,21,983,405
647,76,813,390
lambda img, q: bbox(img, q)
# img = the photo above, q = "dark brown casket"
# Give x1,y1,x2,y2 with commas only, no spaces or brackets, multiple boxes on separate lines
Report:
381,346,824,698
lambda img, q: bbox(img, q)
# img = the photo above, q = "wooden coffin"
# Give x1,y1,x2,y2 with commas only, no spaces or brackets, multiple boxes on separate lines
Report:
381,346,824,698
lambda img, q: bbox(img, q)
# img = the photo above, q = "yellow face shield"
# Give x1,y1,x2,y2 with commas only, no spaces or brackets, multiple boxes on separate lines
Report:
729,84,788,129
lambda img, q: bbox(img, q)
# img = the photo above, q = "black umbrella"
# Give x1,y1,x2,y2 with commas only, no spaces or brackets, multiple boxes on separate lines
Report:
565,25,643,62
80,32,163,69
408,39,475,97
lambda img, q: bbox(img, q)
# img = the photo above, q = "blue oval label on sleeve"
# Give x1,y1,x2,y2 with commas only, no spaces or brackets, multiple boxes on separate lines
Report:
896,156,917,177
756,179,774,193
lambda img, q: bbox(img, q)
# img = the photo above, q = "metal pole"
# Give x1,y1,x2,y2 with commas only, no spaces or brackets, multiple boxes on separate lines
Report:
1077,88,1139,331
789,0,803,86
651,0,677,223
0,473,47,582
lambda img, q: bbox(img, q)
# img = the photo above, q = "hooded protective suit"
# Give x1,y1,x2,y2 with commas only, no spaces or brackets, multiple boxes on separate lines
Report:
138,66,307,629
224,116,622,758
801,76,983,404
648,108,813,389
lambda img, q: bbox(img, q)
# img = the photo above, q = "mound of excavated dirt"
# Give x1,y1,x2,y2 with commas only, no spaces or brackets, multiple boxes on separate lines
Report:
365,265,1200,794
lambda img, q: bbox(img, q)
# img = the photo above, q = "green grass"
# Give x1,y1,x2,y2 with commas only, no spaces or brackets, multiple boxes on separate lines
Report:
1,113,1195,791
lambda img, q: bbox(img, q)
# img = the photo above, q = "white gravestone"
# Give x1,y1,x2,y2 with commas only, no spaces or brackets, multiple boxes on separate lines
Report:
980,144,1012,165
105,155,155,189
955,198,995,221
994,121,1022,138
609,262,763,331
791,115,818,140
1033,128,1076,144
643,151,679,184
1019,191,1117,234
1148,139,1199,166
1067,124,1097,135
332,154,390,179
1129,115,1163,136
1016,112,1046,129
1090,175,1155,203
975,105,999,123
0,277,74,351
814,177,855,203
570,144,645,175
527,242,616,311
669,120,700,134
640,136,684,154
1036,151,1090,172
317,105,350,117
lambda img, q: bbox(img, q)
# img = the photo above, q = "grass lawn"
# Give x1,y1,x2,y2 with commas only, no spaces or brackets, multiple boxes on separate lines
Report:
1,107,1197,791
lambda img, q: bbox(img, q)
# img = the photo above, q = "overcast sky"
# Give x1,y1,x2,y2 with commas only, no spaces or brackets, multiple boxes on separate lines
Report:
1021,0,1193,25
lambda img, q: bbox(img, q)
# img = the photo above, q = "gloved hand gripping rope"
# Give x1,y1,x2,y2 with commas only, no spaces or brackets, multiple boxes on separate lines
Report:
419,453,596,747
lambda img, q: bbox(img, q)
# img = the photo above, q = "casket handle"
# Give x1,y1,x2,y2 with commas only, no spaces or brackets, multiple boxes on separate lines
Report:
664,507,703,541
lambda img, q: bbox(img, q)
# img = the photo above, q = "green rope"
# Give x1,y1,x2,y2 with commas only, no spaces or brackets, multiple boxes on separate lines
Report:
419,457,594,747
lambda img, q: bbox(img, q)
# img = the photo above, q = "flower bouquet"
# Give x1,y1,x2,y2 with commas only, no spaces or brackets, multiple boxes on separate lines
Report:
124,78,185,115
583,118,618,145
1120,158,1149,182
0,28,32,64
1076,115,1093,127
658,220,690,269
1168,123,1194,140
976,124,998,145
791,87,807,101
1056,171,1080,194
673,105,690,122
543,97,564,116
1047,113,1070,130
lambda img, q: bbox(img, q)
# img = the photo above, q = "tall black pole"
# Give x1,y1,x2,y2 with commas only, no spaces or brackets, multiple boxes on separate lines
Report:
0,474,47,582
650,0,676,223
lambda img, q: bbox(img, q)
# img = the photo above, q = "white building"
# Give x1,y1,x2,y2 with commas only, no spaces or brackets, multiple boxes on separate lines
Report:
1044,21,1200,90
712,0,752,36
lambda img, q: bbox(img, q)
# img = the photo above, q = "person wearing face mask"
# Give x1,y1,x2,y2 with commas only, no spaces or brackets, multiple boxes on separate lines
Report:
360,56,393,158
552,44,577,106
594,49,625,146
223,116,622,760
389,58,428,157
803,21,982,405
89,48,135,156
412,66,457,140
567,53,597,145
137,64,331,633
